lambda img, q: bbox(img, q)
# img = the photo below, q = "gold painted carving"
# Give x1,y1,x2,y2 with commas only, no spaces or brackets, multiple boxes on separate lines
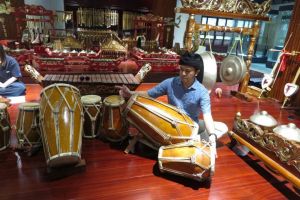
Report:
233,112,300,174
180,0,271,17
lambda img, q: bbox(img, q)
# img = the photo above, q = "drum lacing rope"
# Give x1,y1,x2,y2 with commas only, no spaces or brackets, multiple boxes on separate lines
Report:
40,84,83,156
136,96,197,128
133,100,194,140
160,141,211,179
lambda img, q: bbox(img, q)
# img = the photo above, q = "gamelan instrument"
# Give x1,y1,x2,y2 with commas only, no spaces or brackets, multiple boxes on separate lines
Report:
81,95,102,138
282,65,300,108
123,94,199,149
259,33,294,98
230,111,300,188
16,102,41,150
158,140,213,181
220,55,246,86
42,73,140,97
0,103,11,151
39,83,84,167
24,64,44,83
24,63,151,98
101,95,127,142
197,51,218,92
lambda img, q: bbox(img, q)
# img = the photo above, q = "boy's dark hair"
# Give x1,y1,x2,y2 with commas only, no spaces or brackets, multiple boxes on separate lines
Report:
179,51,203,71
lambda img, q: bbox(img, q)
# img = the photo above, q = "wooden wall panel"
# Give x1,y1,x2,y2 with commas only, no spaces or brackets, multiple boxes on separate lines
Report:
270,0,300,107
0,0,25,40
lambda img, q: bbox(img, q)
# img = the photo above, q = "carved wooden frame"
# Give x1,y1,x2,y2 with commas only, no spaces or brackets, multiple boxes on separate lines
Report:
176,0,271,93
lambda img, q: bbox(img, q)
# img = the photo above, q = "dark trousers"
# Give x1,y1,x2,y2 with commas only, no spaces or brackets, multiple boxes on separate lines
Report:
0,82,26,97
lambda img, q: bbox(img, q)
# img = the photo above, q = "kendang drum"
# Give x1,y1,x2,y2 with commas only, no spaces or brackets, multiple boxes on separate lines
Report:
16,102,41,149
81,95,102,138
101,95,127,142
158,140,213,181
40,83,84,168
0,103,11,151
123,94,199,149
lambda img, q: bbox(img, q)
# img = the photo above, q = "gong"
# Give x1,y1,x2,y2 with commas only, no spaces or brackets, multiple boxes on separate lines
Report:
197,51,218,92
220,55,246,86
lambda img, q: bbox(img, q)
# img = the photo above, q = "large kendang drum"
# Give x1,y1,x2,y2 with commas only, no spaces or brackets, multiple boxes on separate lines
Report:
123,94,199,149
158,140,213,181
0,103,11,151
197,52,217,93
16,102,41,150
39,83,84,168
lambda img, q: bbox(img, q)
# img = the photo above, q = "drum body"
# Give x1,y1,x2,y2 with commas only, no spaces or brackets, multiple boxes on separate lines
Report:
40,83,83,168
0,103,10,151
124,95,199,149
101,95,127,142
16,102,41,148
81,95,102,138
158,140,212,181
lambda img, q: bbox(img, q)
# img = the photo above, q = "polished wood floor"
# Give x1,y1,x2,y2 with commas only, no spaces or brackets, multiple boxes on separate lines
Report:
1,83,300,200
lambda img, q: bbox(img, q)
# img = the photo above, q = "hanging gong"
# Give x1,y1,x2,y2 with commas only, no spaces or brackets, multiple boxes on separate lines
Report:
220,55,246,86
197,51,217,93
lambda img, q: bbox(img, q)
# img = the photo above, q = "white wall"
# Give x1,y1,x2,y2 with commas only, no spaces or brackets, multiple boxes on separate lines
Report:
24,0,65,30
173,0,202,49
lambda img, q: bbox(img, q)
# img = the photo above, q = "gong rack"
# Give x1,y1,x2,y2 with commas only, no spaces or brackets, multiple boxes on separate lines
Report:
175,0,271,100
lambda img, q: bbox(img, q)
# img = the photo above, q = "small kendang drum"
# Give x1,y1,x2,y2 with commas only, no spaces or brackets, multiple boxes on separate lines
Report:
158,140,213,181
0,103,11,151
124,94,199,149
39,83,84,168
101,95,127,142
16,102,41,149
81,95,102,138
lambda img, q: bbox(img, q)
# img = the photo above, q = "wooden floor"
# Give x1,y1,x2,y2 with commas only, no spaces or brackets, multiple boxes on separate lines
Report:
1,83,300,200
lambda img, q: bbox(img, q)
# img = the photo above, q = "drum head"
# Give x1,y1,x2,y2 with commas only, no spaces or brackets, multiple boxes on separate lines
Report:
103,95,125,107
41,83,80,96
81,95,102,105
19,102,40,110
0,103,7,110
220,55,246,86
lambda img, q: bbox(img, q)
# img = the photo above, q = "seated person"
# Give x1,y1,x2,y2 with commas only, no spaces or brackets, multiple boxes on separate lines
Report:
117,52,217,155
0,45,26,98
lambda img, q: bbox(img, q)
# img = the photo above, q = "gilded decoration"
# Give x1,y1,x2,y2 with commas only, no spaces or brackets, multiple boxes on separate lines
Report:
232,112,300,174
135,13,163,22
62,36,83,49
180,0,271,16
101,38,127,52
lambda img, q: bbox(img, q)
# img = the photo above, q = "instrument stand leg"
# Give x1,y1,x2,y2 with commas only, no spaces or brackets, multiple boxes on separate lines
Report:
281,97,290,109
124,136,138,154
124,126,144,154
230,90,253,102
124,136,159,154
27,145,42,157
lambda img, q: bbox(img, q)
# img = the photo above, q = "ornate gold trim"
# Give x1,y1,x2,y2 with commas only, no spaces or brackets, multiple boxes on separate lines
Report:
180,0,271,17
232,112,300,175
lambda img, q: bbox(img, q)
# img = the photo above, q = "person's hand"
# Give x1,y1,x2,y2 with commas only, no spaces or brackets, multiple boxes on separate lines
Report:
208,134,217,175
115,85,134,99
209,134,218,158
